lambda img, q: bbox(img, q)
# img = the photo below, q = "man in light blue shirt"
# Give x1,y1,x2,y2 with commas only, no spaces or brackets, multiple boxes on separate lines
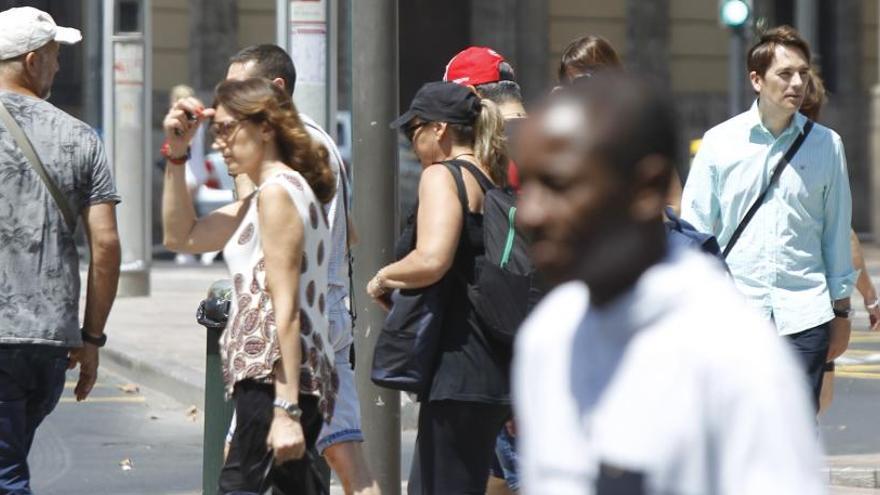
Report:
681,25,857,411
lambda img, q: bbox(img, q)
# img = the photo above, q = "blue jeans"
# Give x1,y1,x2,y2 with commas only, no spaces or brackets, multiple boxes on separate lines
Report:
785,321,831,413
491,426,519,491
0,345,69,495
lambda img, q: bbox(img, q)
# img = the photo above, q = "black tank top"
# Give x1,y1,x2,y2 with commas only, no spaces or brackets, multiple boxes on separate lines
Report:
394,160,511,404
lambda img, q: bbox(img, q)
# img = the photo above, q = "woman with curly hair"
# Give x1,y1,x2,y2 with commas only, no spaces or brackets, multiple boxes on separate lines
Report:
161,77,337,494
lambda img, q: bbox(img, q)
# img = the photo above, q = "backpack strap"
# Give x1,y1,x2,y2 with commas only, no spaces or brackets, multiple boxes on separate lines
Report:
500,205,517,269
452,159,495,192
440,161,469,213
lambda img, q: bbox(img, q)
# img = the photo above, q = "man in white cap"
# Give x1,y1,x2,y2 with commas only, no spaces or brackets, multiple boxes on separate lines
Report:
0,7,121,493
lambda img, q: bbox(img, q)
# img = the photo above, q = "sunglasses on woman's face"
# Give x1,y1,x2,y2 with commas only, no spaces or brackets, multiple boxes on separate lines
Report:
210,119,244,142
403,121,429,142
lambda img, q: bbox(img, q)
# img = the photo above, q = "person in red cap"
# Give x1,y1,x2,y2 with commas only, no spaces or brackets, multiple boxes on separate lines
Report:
444,46,527,191
443,46,527,495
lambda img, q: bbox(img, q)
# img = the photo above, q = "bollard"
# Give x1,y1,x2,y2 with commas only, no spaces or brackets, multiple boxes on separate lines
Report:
196,279,234,494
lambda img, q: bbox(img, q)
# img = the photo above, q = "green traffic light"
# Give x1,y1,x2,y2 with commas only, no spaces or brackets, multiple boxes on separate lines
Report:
720,0,750,27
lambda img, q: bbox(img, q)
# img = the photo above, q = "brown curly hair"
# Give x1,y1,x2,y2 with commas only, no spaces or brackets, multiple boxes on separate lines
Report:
213,78,336,204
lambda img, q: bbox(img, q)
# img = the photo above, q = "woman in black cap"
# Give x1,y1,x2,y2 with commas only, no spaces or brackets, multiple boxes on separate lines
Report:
367,81,510,494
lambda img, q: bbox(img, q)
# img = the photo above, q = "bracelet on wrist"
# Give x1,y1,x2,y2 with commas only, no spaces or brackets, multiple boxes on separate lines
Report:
867,298,880,310
160,141,190,166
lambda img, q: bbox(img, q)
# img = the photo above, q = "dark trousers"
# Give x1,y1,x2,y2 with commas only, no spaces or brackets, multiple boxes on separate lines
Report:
0,345,69,495
785,321,831,412
408,400,510,495
218,380,326,495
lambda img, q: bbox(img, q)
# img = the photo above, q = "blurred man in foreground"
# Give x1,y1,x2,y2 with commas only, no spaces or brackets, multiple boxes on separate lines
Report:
512,73,824,494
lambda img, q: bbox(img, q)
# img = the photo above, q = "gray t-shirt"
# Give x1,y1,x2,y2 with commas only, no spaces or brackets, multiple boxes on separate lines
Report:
0,92,120,347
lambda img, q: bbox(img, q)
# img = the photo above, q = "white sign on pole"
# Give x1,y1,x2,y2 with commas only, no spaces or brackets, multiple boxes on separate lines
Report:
113,41,144,129
290,0,328,129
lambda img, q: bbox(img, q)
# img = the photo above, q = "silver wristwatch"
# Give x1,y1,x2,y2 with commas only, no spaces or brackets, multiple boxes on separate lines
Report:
273,398,303,420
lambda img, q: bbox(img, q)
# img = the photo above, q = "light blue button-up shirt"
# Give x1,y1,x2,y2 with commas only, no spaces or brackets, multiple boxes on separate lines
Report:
681,101,857,336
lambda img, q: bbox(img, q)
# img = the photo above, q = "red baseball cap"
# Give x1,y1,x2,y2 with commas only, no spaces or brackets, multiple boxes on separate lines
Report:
443,46,512,86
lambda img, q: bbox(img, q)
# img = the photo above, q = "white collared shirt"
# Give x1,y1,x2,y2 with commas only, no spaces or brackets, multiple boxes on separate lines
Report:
681,101,856,335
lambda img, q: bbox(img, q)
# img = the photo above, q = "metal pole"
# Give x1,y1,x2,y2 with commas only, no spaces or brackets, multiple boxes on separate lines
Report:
276,0,290,52
101,0,113,162
729,27,745,117
107,0,151,297
201,281,235,494
82,0,102,129
351,1,401,494
795,0,818,55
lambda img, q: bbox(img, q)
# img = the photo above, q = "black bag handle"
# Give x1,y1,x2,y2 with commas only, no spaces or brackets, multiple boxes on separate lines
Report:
722,120,814,259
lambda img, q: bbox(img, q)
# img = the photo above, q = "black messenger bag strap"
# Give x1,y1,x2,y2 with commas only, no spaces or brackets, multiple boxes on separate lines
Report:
0,99,76,231
722,120,814,259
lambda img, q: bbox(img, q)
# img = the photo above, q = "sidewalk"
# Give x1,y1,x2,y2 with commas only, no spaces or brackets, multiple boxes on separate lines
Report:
99,245,880,490
97,260,220,408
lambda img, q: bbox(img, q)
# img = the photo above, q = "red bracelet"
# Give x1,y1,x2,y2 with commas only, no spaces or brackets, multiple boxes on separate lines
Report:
160,141,190,165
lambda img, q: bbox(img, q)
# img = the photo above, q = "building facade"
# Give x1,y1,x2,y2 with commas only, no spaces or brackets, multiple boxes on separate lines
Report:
2,1,876,233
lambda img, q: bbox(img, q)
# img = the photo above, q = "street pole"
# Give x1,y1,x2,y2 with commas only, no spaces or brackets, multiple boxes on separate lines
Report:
872,3,880,240
728,27,745,117
103,0,152,297
795,0,818,58
351,1,401,494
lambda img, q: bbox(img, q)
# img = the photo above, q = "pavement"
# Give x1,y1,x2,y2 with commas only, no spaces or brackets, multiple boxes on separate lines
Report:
96,244,880,491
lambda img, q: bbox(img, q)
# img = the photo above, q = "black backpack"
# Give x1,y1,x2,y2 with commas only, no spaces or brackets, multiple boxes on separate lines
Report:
454,161,545,345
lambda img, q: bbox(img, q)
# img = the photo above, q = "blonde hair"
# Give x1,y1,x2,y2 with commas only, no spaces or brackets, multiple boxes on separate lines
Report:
213,78,336,203
449,98,508,185
169,84,195,106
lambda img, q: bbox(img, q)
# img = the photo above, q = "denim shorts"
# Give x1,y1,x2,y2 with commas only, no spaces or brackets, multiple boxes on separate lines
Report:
315,306,363,454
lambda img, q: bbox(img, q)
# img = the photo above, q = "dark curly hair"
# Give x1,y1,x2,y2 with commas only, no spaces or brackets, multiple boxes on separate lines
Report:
213,78,335,204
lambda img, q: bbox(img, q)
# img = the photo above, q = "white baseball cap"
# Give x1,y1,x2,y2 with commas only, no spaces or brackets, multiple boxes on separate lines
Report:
0,7,82,61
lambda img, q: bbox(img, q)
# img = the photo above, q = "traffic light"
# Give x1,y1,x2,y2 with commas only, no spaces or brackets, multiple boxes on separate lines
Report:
719,0,752,29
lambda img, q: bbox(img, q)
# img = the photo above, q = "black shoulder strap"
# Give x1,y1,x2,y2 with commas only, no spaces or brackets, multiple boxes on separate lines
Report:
722,120,814,259
452,159,495,192
441,161,469,213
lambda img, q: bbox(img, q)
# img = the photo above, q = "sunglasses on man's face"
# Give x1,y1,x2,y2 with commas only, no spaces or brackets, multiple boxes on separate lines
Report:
403,121,429,142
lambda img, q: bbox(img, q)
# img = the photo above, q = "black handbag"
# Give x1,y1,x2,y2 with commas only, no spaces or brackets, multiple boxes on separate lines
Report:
370,162,466,393
369,280,451,393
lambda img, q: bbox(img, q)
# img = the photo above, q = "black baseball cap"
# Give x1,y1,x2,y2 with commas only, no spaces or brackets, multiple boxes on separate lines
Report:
390,81,481,129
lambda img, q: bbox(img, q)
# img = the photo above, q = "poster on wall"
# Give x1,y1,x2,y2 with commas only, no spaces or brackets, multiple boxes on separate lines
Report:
290,0,328,129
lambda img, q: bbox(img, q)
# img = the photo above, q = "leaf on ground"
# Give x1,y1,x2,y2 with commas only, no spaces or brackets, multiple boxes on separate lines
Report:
119,458,134,471
185,405,199,422
117,383,140,394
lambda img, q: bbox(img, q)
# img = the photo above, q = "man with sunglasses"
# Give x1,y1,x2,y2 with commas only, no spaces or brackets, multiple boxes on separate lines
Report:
164,44,377,495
